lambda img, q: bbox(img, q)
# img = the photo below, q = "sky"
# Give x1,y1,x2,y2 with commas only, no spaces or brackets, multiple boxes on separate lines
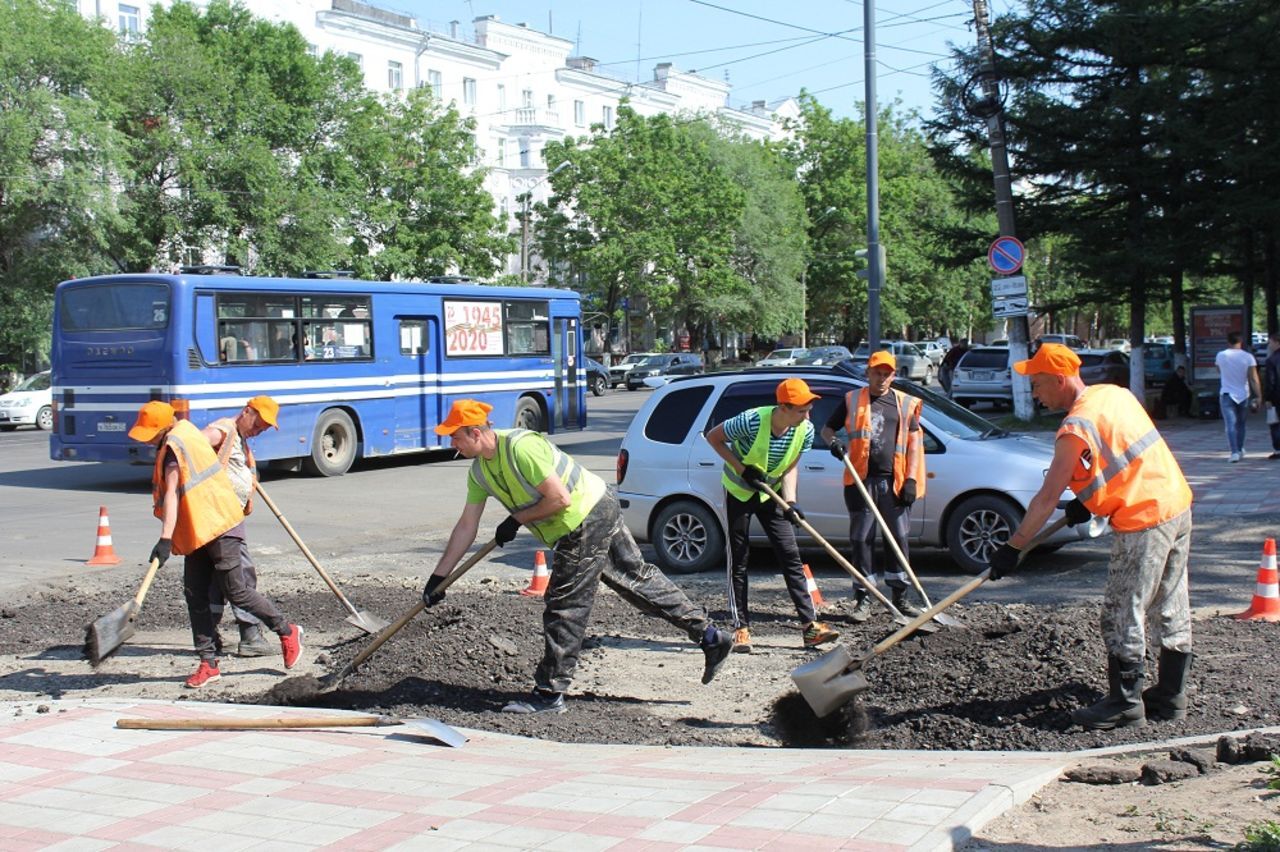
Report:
396,0,1007,120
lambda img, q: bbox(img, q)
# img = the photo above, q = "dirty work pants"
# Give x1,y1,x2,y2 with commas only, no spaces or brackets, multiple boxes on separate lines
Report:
184,533,287,662
208,539,263,628
537,492,710,694
846,476,910,592
1101,509,1193,666
725,492,816,629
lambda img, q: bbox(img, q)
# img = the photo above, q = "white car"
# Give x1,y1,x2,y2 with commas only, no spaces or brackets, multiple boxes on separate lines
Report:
0,371,53,431
607,353,660,389
757,348,809,367
1105,338,1131,354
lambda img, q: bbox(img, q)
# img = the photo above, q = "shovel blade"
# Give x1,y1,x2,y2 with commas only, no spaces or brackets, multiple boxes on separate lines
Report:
790,645,869,717
344,610,390,635
402,718,468,748
85,601,139,665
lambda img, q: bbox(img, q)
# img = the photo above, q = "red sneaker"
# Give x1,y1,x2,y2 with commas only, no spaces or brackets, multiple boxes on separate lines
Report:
280,624,304,669
185,660,221,689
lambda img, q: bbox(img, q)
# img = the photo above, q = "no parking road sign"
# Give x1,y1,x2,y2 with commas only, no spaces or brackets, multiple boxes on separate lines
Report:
988,236,1025,275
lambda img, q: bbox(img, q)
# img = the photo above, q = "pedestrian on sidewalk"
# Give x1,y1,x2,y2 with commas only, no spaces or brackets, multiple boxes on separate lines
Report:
128,401,303,689
938,338,969,396
1215,331,1261,462
425,400,734,715
1264,332,1280,460
819,351,927,622
1160,365,1193,419
987,344,1193,731
705,379,840,654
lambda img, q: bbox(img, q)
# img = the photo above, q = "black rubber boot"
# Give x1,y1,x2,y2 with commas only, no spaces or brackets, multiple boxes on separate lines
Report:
1142,648,1192,721
892,588,923,618
1071,655,1146,730
236,623,275,658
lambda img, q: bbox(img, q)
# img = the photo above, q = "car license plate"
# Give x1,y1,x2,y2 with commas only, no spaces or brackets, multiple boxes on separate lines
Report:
97,421,126,432
973,371,993,381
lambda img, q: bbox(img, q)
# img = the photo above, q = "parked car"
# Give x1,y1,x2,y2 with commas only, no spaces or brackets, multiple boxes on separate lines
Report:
919,340,947,367
624,353,704,390
794,345,852,366
1104,338,1131,354
0,370,53,431
950,346,1012,408
608,352,660,389
615,366,1102,576
1035,333,1086,350
1077,349,1130,386
757,348,809,368
1143,342,1177,385
583,356,609,396
845,341,934,384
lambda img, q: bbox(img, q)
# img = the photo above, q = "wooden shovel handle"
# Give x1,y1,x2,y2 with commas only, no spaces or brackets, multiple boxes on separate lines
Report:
133,557,163,609
254,480,361,618
116,715,396,731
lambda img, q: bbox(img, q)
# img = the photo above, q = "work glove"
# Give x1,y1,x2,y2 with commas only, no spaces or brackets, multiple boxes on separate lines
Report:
740,465,766,490
900,479,917,506
149,538,171,569
421,572,448,608
495,515,521,548
828,437,846,460
782,502,805,526
986,543,1021,581
1064,498,1091,527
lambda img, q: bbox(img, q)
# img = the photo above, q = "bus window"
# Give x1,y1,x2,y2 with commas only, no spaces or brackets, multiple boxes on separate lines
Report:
399,320,429,355
300,295,372,360
216,293,299,364
505,300,550,355
60,282,169,330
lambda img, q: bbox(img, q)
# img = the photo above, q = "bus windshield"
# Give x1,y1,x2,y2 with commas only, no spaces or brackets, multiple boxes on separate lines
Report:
60,282,170,331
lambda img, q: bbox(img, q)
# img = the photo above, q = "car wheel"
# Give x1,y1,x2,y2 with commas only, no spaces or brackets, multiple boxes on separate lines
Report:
590,374,607,396
36,406,53,431
945,494,1023,575
923,365,934,386
652,500,724,575
302,409,358,477
514,397,545,431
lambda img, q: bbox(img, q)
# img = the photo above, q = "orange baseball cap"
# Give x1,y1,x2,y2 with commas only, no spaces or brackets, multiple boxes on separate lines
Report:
1013,342,1081,377
247,396,279,429
435,399,494,435
128,400,176,442
776,378,820,406
867,350,896,371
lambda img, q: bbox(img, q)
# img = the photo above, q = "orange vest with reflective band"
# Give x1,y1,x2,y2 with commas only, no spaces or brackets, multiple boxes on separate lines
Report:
152,419,245,555
209,417,255,515
844,387,926,498
1058,384,1192,533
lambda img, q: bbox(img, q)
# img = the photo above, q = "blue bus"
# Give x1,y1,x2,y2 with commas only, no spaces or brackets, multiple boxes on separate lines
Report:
50,271,586,475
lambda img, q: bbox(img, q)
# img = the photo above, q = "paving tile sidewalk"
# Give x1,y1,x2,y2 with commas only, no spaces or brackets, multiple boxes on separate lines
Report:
1134,415,1280,516
0,699,1068,851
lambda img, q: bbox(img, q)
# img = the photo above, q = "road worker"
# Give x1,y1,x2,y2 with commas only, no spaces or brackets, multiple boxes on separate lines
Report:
987,344,1194,730
201,396,280,658
424,399,734,715
705,378,840,653
128,401,303,689
820,351,927,621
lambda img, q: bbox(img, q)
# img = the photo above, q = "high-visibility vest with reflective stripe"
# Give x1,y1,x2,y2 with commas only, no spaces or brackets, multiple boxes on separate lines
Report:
209,417,255,515
151,419,246,556
844,388,926,499
470,429,605,546
1058,384,1192,532
721,406,809,503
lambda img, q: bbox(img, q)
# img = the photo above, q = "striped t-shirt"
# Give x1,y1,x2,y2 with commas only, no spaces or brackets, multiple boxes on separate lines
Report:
722,407,814,470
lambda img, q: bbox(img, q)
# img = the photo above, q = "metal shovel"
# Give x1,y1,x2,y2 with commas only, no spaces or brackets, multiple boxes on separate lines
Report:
254,481,389,634
85,557,162,666
115,714,467,748
791,516,1069,716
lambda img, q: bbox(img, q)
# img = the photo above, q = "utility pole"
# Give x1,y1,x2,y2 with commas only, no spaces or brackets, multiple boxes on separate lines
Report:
972,0,1033,420
864,0,883,348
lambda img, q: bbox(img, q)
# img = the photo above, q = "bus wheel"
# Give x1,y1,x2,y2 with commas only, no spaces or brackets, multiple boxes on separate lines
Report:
514,397,545,432
303,409,357,476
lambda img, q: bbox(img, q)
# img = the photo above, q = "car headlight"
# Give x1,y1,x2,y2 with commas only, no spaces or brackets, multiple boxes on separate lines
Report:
16,398,35,408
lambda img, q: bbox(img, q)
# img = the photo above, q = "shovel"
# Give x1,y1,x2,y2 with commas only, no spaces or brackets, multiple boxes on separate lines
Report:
254,481,389,635
85,557,162,666
791,516,1070,716
836,449,963,628
755,482,922,631
115,714,467,747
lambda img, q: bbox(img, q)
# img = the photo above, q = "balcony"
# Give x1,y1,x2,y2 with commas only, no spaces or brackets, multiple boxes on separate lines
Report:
510,107,560,128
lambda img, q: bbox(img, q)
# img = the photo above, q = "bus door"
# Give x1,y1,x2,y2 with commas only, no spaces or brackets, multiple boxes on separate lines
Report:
552,317,580,429
393,316,442,450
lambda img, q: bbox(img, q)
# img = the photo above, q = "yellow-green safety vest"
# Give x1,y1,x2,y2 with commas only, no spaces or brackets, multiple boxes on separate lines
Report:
721,406,808,502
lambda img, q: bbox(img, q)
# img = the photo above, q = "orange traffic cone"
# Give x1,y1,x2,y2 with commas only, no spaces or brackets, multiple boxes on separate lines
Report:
1233,538,1280,622
802,563,826,609
86,506,121,566
520,551,550,597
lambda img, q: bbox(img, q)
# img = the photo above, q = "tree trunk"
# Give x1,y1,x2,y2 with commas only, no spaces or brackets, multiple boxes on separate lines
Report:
1265,228,1277,335
1243,227,1257,345
1170,268,1188,368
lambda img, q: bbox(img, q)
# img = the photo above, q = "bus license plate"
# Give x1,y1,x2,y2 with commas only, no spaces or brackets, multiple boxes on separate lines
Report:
97,421,126,432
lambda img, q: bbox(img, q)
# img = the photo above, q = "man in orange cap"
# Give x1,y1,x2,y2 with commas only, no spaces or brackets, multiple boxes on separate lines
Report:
424,399,735,714
201,397,281,658
820,350,927,621
988,343,1194,730
129,400,303,689
706,378,839,652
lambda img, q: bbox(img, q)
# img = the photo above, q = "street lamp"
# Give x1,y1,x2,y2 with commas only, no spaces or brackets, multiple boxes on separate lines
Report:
802,206,840,348
519,160,572,283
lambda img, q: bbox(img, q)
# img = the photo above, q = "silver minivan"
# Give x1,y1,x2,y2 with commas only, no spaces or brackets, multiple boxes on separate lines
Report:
616,367,1100,575
951,346,1012,408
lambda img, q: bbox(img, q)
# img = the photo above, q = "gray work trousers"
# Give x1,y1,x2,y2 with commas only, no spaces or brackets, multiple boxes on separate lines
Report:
208,539,262,628
1101,508,1193,665
184,533,287,661
536,491,710,695
846,476,910,592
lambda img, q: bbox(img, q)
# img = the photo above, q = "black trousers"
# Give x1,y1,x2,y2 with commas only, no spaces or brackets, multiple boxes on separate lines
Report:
846,476,910,592
725,492,816,629
183,533,287,661
208,539,262,628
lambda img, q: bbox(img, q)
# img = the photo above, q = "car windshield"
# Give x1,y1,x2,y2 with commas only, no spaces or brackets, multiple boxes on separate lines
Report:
959,349,1010,369
765,349,801,359
13,372,50,392
638,355,673,367
897,381,1006,440
1145,344,1172,358
623,354,649,365
1079,354,1106,366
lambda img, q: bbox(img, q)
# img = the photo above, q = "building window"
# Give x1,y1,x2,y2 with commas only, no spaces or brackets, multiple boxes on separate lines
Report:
463,77,477,106
427,69,442,98
573,99,585,126
497,83,506,110
387,61,403,91
347,51,363,70
602,105,614,130
521,89,534,108
306,43,317,57
496,139,506,166
519,139,531,169
118,3,140,36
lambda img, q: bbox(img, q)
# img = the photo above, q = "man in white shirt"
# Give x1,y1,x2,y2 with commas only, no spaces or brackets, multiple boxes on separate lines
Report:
1214,331,1261,462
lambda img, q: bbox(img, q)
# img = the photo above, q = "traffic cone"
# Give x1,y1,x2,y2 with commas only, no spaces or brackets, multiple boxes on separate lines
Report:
86,506,121,566
1233,538,1280,622
520,551,550,597
802,563,826,609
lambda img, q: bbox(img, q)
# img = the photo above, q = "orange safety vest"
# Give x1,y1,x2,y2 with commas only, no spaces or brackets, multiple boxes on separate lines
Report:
152,419,245,555
209,417,255,515
844,387,926,499
1058,385,1192,533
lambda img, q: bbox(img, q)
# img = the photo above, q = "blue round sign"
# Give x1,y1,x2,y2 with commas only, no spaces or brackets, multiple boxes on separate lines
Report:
988,236,1025,275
